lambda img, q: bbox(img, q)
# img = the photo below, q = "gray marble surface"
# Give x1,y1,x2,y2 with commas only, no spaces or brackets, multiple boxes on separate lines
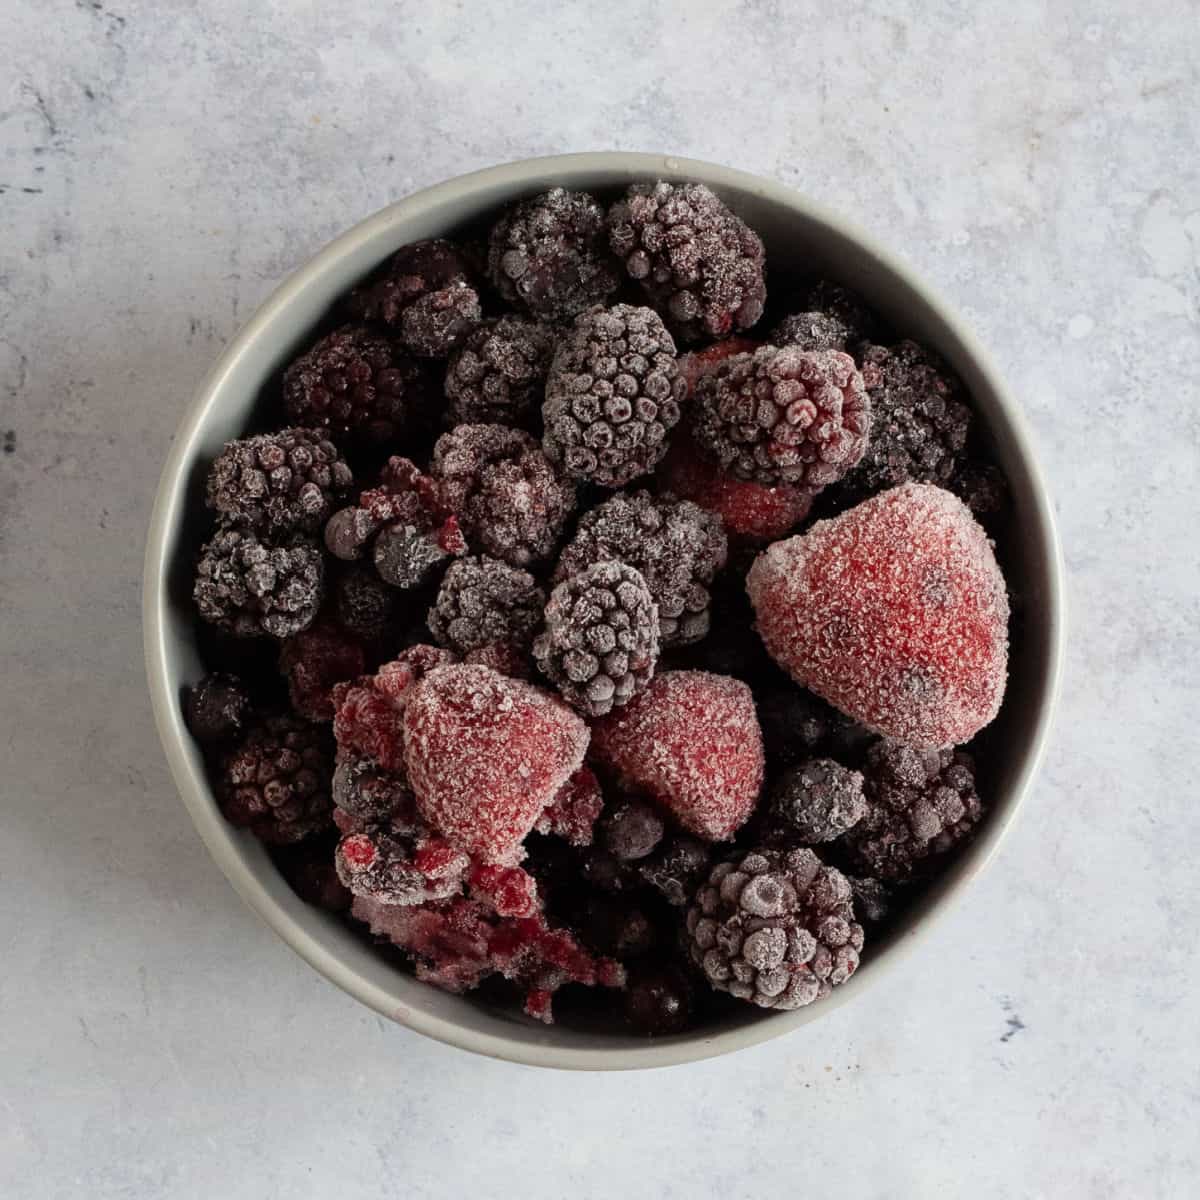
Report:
2,2,1198,1196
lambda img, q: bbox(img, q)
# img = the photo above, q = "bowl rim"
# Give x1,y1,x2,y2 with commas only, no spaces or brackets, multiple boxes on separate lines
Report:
143,151,1066,1070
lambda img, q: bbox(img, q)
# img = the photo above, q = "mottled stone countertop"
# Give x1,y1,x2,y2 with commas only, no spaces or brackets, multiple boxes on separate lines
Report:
2,3,1197,1197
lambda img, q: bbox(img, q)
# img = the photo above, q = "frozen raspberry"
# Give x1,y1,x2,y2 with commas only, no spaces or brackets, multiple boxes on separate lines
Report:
591,671,763,842
838,340,972,496
336,828,469,905
334,565,399,643
331,753,418,828
433,424,575,567
402,664,590,863
220,714,334,844
534,561,660,717
624,964,695,1035
542,304,686,488
194,527,323,639
183,673,253,746
693,345,871,488
427,555,544,656
282,325,434,443
771,281,878,353
607,182,766,342
661,431,812,544
487,188,620,322
554,491,727,647
279,621,365,721
332,645,457,772
345,239,482,357
534,766,605,847
637,835,712,906
599,799,665,862
756,685,871,769
686,847,863,1009
844,739,984,883
679,336,761,396
468,863,541,918
444,316,555,427
274,843,353,913
205,428,353,539
747,483,1010,747
770,759,867,843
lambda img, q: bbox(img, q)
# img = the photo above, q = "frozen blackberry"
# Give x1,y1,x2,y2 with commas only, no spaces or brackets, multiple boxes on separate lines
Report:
487,188,620,323
336,828,467,905
372,523,451,590
332,754,419,829
194,527,323,639
582,895,658,959
433,424,575,567
774,281,879,351
756,685,874,771
770,310,857,354
951,459,1009,519
844,740,984,883
849,876,891,925
279,622,366,721
554,491,727,647
427,555,544,656
693,345,871,487
205,428,353,539
533,561,660,717
686,847,863,1009
274,843,353,913
542,304,686,488
282,324,434,443
345,238,482,357
183,673,253,746
219,714,335,844
637,835,712,907
444,315,556,427
334,565,400,643
839,340,971,495
770,759,867,844
607,181,767,342
624,964,695,1036
599,799,665,862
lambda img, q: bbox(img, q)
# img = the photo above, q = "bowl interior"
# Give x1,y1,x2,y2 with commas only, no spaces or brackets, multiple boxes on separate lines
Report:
145,153,1063,1069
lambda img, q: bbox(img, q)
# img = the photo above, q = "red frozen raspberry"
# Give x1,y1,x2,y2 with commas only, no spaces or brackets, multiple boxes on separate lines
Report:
279,621,366,721
534,765,605,847
661,431,813,544
590,670,763,842
747,483,1010,748
402,664,590,863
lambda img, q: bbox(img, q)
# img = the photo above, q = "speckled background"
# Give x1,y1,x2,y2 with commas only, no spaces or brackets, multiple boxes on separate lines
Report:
2,3,1197,1197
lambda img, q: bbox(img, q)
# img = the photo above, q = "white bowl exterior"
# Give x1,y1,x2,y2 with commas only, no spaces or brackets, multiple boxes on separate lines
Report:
144,153,1065,1070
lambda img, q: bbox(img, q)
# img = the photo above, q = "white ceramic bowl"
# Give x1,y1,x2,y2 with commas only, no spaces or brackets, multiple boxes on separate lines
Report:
144,153,1065,1070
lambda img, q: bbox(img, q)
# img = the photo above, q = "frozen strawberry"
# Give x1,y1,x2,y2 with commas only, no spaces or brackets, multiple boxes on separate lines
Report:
747,483,1009,748
590,670,763,841
402,664,590,863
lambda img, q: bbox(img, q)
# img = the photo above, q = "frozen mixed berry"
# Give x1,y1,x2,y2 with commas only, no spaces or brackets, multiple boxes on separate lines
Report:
534,561,660,717
771,281,878,353
336,828,469,905
542,305,686,488
487,188,620,322
333,564,400,643
607,181,766,342
624,964,695,1035
345,238,482,357
444,315,556,427
637,835,712,906
183,672,254,746
427,555,544,657
554,490,727,647
194,527,324,639
591,670,763,842
951,459,1009,519
534,766,605,847
756,685,871,769
279,621,366,721
583,895,658,959
282,324,435,443
402,663,590,863
205,428,353,539
770,759,867,844
599,799,665,862
219,713,335,844
844,739,984,883
693,345,871,488
747,483,1009,747
332,753,418,829
660,430,812,544
433,424,575,567
274,843,353,913
686,847,863,1009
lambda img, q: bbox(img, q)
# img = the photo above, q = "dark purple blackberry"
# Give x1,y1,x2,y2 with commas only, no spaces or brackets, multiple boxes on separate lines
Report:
756,685,872,768
219,714,334,844
205,428,353,539
282,324,434,443
849,876,891,925
194,527,323,639
533,561,659,717
686,847,863,1009
345,238,482,358
335,827,466,905
279,621,366,722
599,799,665,862
334,565,400,643
554,490,727,647
582,895,658,959
607,181,767,342
637,835,712,907
487,188,620,323
844,740,984,884
444,315,556,427
542,304,686,488
273,843,353,913
433,424,576,568
780,280,879,350
624,964,695,1035
427,555,544,656
332,754,419,830
951,459,1009,519
770,759,867,844
183,673,253,745
693,345,871,487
